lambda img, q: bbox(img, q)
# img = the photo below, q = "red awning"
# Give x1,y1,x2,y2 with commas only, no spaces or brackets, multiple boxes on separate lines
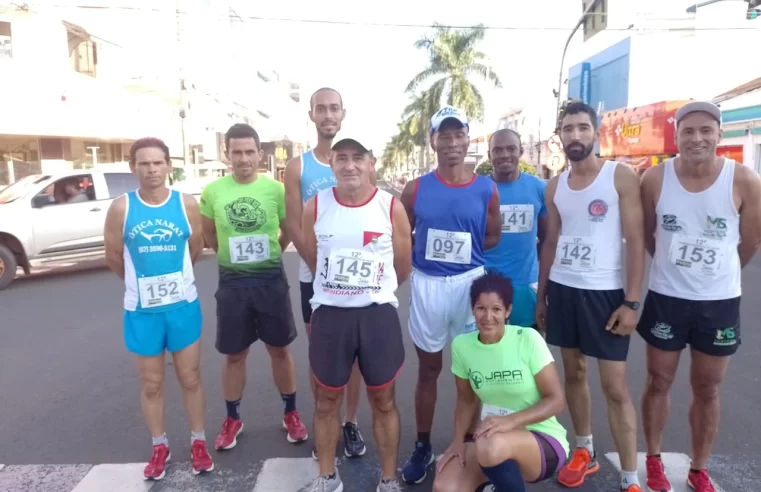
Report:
599,100,691,158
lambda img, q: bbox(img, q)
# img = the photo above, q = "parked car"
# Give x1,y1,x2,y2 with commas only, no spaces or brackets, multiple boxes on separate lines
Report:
0,170,202,290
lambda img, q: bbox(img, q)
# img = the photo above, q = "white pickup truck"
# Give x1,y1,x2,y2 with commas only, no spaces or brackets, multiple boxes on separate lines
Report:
0,169,202,290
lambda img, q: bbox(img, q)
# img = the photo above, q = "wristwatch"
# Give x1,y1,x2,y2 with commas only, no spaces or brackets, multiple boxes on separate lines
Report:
622,300,640,311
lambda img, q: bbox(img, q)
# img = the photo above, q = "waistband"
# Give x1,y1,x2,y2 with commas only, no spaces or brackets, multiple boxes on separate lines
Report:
412,265,485,283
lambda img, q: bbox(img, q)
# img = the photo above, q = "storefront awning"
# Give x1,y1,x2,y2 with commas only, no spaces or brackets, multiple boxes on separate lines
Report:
599,100,691,158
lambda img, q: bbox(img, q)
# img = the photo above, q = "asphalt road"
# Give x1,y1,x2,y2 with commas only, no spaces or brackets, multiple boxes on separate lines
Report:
1,186,760,491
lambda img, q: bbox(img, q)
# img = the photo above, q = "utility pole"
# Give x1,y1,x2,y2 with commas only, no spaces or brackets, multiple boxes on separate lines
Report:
176,0,188,171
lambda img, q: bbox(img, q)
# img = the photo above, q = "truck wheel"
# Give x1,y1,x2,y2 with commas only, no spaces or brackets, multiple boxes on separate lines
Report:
0,244,17,291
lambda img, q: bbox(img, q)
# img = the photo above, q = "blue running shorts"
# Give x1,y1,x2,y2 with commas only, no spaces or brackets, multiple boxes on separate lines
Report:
124,299,202,356
509,283,538,328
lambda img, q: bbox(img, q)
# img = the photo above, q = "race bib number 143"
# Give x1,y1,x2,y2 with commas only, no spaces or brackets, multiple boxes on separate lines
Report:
424,229,472,264
229,235,270,264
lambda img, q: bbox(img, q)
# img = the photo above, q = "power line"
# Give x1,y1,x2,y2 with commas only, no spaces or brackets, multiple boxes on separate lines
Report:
29,5,761,31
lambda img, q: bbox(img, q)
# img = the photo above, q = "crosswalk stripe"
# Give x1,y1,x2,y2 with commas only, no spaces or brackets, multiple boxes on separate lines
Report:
0,464,93,492
71,464,153,492
605,452,726,492
252,458,319,492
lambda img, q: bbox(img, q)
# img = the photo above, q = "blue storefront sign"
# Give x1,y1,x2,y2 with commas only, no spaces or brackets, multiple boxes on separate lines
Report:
580,62,592,104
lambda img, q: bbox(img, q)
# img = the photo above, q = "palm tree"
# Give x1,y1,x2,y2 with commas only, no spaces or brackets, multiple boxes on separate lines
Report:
406,23,502,122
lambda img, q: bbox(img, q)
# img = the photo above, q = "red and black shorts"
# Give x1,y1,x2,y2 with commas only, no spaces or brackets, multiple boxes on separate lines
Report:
310,303,405,390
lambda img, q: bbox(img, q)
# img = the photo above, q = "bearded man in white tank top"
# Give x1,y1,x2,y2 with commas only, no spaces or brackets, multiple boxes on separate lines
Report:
638,101,761,492
300,136,412,492
536,101,646,492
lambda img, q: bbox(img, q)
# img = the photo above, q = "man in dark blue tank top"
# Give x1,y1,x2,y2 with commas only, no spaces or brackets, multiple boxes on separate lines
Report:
399,106,502,484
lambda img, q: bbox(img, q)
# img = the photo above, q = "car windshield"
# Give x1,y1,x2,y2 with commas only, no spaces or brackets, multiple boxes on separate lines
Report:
0,175,50,204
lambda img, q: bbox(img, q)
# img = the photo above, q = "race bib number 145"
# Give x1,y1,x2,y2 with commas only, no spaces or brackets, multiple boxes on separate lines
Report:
327,248,381,287
424,229,472,264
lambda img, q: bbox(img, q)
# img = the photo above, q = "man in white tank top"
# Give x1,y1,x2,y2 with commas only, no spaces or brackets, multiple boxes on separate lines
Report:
300,136,412,492
536,101,645,492
638,101,761,492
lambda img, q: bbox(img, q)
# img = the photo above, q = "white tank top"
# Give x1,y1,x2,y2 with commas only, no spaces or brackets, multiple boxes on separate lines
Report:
649,158,741,301
549,160,623,290
310,187,399,309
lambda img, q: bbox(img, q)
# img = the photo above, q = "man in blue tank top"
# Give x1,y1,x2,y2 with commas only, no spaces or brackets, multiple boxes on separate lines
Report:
399,106,502,485
283,87,368,460
104,137,213,480
485,129,547,328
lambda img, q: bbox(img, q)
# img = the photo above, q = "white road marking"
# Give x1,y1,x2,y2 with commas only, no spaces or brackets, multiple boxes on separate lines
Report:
0,464,4,471
0,464,93,492
252,458,320,492
71,464,153,492
605,452,726,492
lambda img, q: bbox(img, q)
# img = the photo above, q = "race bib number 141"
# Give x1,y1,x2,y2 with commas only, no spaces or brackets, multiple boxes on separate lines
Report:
424,229,472,264
500,204,534,233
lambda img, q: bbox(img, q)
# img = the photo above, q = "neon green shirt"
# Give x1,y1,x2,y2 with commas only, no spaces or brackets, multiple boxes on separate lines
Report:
200,175,285,280
451,325,569,454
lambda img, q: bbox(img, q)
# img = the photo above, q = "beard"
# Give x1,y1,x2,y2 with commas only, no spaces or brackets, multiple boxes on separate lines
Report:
564,142,594,162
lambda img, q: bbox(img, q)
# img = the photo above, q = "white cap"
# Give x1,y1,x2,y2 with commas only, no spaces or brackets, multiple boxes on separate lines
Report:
675,101,722,127
430,106,469,135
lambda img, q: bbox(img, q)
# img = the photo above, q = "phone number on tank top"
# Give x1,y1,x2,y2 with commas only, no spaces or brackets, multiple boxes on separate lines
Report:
556,236,597,271
425,229,472,264
138,271,185,309
668,234,725,275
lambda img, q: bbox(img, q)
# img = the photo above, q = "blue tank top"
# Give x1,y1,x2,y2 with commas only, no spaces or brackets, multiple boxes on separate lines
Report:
412,171,495,276
300,151,336,203
123,190,197,313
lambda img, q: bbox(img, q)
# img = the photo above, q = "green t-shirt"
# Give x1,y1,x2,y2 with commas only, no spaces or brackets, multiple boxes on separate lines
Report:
451,325,569,454
200,175,285,280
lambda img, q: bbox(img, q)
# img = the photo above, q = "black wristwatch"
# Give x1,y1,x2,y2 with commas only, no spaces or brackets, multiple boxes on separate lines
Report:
622,300,640,311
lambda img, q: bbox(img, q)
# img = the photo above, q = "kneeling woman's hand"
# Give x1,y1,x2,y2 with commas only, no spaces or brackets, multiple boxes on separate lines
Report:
437,440,467,474
474,415,517,440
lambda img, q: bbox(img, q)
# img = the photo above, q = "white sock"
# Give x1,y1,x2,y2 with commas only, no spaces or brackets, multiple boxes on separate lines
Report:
191,430,205,444
621,470,640,488
575,434,594,454
152,433,168,446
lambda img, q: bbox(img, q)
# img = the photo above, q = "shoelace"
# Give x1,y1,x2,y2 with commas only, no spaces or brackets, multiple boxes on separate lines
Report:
566,450,590,471
308,476,331,492
345,424,360,441
380,480,402,492
148,447,165,468
690,470,714,491
410,444,429,462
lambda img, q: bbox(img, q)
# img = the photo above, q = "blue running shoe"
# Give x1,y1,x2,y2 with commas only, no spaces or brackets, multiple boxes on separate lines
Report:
402,441,434,484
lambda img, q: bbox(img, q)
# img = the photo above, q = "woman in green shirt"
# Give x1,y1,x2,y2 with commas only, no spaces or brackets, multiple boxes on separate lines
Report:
433,272,569,492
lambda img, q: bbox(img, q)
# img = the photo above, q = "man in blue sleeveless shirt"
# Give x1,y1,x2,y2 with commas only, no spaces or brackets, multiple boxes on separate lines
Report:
104,138,213,480
284,87,368,459
399,106,502,484
485,129,547,328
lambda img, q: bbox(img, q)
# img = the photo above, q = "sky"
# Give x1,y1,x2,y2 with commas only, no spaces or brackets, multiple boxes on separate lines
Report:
233,0,581,151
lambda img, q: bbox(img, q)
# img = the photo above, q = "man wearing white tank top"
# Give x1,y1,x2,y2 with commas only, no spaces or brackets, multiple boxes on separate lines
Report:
300,136,412,492
536,101,645,492
638,101,761,492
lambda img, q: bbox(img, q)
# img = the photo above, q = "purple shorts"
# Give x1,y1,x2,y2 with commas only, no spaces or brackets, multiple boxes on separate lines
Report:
528,431,567,483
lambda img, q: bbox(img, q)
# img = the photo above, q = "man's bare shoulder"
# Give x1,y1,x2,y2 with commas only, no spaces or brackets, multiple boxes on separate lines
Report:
284,155,303,180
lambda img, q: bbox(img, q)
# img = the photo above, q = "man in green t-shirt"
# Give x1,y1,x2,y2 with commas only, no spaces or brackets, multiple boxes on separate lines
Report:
200,123,308,452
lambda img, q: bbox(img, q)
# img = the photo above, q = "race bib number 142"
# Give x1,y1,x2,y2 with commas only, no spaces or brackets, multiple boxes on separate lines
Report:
424,229,472,264
557,236,597,270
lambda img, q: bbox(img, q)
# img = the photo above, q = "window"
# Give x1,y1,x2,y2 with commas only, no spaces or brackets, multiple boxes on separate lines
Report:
104,172,139,198
0,21,11,59
68,32,97,78
33,174,94,208
583,0,608,41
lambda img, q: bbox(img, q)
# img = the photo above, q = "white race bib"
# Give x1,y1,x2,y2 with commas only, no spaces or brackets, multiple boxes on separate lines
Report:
327,248,381,288
229,235,270,264
480,403,516,420
138,272,185,309
557,236,597,270
424,229,472,264
500,204,534,233
668,234,724,275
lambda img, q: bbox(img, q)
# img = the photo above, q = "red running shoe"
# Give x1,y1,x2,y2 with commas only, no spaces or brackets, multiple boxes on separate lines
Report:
557,448,600,488
645,455,673,492
687,469,716,492
282,410,308,443
214,417,244,450
143,444,170,480
191,440,214,475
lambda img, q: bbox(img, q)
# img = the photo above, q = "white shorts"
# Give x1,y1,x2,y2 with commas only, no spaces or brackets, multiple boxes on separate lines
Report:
298,257,314,283
408,266,485,353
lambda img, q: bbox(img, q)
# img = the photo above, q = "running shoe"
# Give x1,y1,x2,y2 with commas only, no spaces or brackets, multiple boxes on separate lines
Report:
214,417,243,450
143,444,170,480
687,469,716,492
645,455,673,492
283,410,309,443
377,478,403,492
343,422,367,458
190,440,214,475
298,470,343,492
557,448,600,488
401,441,434,484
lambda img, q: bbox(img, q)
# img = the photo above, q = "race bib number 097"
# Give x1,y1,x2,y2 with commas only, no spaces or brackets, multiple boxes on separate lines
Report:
424,229,472,264
668,235,724,275
556,236,597,270
500,204,534,233
327,248,381,287
138,272,185,309
229,235,270,264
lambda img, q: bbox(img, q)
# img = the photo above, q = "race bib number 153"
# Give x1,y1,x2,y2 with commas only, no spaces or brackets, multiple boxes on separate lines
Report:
668,235,724,275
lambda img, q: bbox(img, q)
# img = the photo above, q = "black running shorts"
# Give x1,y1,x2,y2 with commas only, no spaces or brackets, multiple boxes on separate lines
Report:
545,280,629,361
637,290,741,356
310,303,405,390
299,281,314,324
